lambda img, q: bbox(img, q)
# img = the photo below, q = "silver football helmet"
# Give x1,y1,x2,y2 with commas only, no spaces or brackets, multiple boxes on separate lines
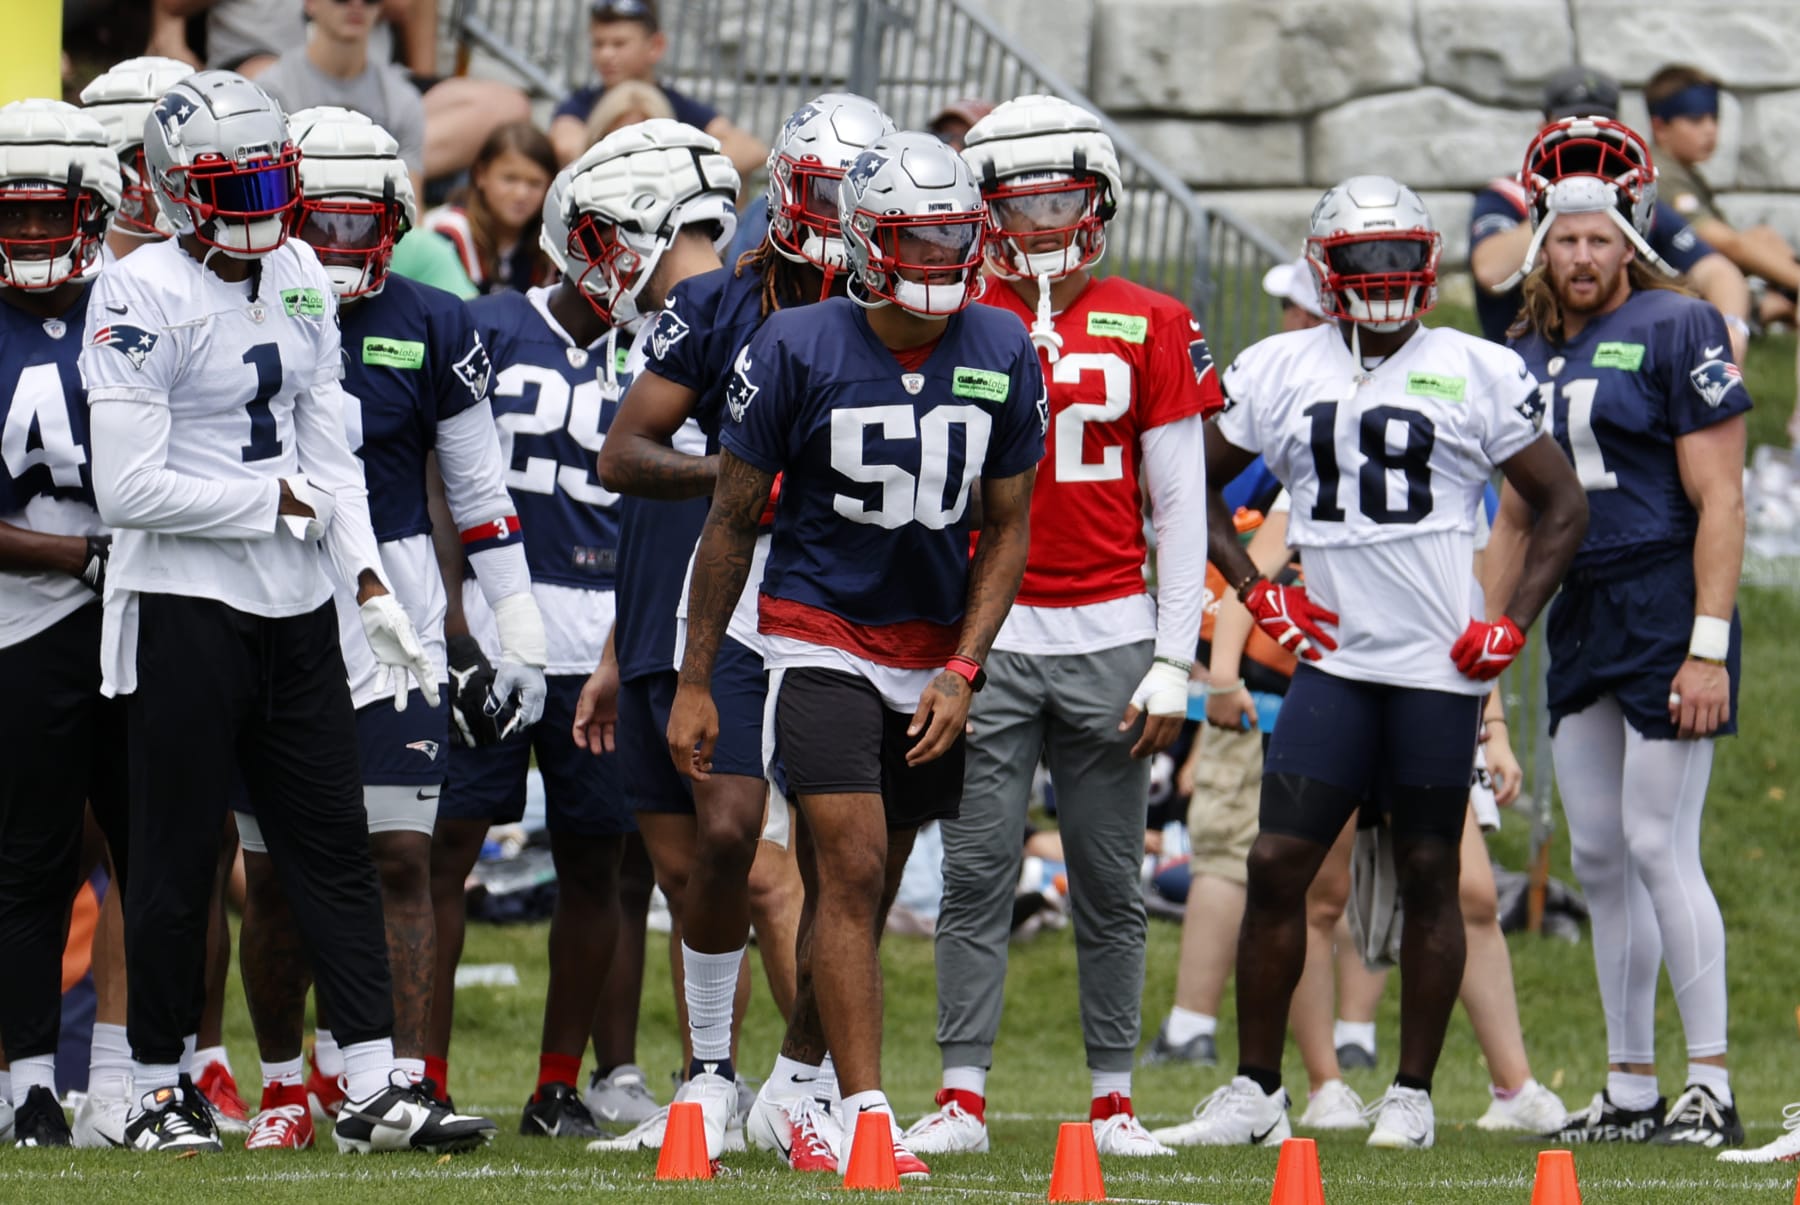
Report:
289,106,415,298
840,131,987,319
142,69,299,258
78,55,193,238
542,118,740,328
0,100,121,291
1304,176,1440,331
766,92,895,280
961,94,1123,283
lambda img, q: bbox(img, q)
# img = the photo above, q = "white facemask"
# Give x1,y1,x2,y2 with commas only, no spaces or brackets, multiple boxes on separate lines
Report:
209,215,286,258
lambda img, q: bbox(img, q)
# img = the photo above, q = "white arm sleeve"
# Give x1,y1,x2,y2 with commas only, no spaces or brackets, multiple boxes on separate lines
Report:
89,400,281,537
1141,413,1209,664
434,401,531,606
298,380,388,593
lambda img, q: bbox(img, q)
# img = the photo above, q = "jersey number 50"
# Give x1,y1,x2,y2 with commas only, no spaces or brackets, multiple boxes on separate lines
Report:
831,403,992,530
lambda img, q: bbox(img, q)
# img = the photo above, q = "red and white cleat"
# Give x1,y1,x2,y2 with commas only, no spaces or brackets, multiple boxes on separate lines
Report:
786,1097,842,1173
305,1052,347,1124
195,1061,250,1135
246,1084,315,1151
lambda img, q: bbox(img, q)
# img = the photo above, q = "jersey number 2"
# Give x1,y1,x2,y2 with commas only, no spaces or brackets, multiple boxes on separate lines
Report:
240,344,284,463
1306,401,1435,524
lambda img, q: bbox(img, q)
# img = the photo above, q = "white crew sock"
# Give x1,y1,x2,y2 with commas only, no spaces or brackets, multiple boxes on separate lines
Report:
89,1022,134,1099
1607,1070,1660,1111
341,1038,396,1102
134,1061,181,1096
1091,1069,1131,1102
314,1029,345,1077
1687,1062,1732,1105
941,1065,986,1098
768,1054,822,1098
396,1057,426,1085
261,1057,304,1089
1334,1020,1377,1053
819,1053,839,1098
842,1089,894,1123
179,1034,197,1077
194,1044,230,1075
11,1054,55,1098
1165,1006,1216,1046
681,943,743,1065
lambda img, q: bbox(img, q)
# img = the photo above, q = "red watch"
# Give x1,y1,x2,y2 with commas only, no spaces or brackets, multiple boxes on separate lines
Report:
945,655,987,692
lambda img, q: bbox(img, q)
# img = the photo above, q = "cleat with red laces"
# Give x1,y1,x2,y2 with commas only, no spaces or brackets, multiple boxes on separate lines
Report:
195,1060,250,1135
246,1084,315,1151
787,1097,842,1173
306,1052,347,1124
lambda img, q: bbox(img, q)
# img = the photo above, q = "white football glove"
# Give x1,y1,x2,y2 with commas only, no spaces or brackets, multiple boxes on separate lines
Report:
490,592,548,737
279,475,336,541
1129,658,1191,719
359,593,442,710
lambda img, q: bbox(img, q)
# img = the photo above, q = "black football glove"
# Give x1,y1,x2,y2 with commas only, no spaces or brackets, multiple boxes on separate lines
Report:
448,634,502,746
78,534,111,595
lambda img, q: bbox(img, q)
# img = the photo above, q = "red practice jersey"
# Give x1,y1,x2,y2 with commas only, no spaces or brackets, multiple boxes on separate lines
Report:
981,276,1222,608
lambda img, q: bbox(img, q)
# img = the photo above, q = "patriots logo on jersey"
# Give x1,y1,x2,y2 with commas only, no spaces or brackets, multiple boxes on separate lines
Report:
452,338,493,401
1189,335,1215,388
648,308,691,361
1034,383,1050,434
90,324,159,371
405,739,441,759
1513,384,1547,426
1689,356,1742,408
726,345,759,423
844,150,888,197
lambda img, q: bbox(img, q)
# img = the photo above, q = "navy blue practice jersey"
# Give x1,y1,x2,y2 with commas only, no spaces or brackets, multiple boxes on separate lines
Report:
1511,287,1751,569
613,265,768,682
722,297,1046,666
468,287,623,590
340,274,490,541
1,286,95,516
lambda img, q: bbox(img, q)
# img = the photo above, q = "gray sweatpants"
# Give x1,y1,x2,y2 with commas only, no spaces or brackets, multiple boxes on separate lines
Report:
933,641,1154,1074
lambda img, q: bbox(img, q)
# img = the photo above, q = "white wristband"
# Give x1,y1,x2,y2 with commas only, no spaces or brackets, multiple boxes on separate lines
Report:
1689,614,1730,662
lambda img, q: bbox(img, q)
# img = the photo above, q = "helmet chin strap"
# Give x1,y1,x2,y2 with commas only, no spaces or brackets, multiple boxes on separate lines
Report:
1031,270,1063,362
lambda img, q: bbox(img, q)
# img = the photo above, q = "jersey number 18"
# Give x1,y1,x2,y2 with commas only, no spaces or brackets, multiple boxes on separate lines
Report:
1305,401,1435,524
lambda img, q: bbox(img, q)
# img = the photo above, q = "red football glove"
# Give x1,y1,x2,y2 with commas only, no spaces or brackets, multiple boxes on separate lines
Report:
1241,578,1338,662
1451,617,1526,681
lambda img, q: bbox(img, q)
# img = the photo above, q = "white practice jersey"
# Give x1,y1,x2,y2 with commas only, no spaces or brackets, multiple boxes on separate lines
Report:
461,577,612,679
79,237,376,617
1216,322,1541,695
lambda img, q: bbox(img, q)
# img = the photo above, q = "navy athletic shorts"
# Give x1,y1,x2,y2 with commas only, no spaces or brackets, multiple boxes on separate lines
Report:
619,637,769,815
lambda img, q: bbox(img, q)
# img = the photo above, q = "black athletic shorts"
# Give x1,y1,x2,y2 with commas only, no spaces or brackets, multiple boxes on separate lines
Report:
773,666,962,829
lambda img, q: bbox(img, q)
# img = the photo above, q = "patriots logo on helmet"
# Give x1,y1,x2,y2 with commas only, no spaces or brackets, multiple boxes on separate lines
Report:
649,308,691,361
90,324,159,371
1689,357,1742,408
781,102,821,140
726,345,759,423
153,93,196,145
844,150,888,198
452,339,493,401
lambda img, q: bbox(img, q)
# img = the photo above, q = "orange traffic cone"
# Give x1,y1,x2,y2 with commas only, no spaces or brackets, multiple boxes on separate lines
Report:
1268,1136,1325,1205
1046,1121,1106,1202
654,1100,712,1181
842,1109,902,1191
1790,1170,1797,1205
1529,1149,1581,1205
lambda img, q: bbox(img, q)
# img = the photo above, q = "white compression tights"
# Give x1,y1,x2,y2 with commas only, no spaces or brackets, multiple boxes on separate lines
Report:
1552,696,1727,1064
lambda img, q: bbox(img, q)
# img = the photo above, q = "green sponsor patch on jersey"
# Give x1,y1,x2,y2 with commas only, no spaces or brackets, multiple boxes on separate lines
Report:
281,287,327,318
1086,312,1148,343
1405,371,1467,403
362,336,426,369
1592,341,1645,371
952,367,1010,403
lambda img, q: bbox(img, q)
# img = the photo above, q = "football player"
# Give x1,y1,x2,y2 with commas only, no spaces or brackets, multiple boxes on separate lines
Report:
669,130,1046,1177
0,99,124,1149
903,95,1216,1158
79,51,255,1142
590,92,893,1169
424,120,739,1139
78,70,486,1155
229,106,538,1150
1489,119,1750,1150
1152,176,1586,1152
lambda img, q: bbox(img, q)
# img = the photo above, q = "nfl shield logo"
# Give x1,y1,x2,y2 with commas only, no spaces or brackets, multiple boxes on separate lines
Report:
567,347,589,370
901,373,925,395
42,318,65,339
248,303,267,324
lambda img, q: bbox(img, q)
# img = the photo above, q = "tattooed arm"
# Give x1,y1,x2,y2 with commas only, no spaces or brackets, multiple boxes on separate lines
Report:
666,449,776,779
906,465,1037,766
596,370,720,499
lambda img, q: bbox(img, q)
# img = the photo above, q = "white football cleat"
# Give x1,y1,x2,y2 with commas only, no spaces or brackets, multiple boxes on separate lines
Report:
1476,1078,1568,1133
681,1071,739,1161
583,1064,660,1130
1717,1101,1800,1163
746,1079,835,1160
1299,1079,1368,1130
331,1071,495,1154
1092,1112,1175,1156
586,1104,668,1151
841,1110,929,1180
74,1084,133,1148
1150,1077,1291,1148
1365,1085,1435,1150
902,1095,989,1154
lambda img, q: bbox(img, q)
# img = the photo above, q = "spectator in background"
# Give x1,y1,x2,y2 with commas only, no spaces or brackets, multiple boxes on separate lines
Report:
927,99,994,152
584,79,673,143
1260,257,1328,332
1468,65,1750,360
422,121,556,294
255,0,427,201
547,0,764,175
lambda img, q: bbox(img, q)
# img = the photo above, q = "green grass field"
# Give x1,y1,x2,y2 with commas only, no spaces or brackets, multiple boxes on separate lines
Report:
7,319,1797,1202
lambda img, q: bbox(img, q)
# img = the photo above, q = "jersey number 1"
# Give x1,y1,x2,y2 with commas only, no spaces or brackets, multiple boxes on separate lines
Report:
1306,401,1435,524
241,344,284,463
